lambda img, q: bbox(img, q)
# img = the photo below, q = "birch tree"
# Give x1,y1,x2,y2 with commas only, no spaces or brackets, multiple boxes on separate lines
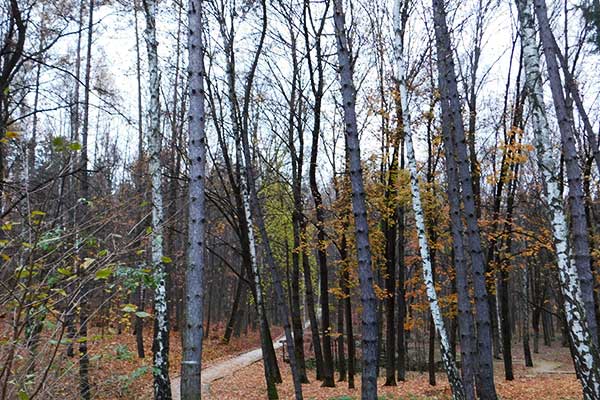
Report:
516,0,600,397
392,1,465,398
142,0,171,397
180,0,207,397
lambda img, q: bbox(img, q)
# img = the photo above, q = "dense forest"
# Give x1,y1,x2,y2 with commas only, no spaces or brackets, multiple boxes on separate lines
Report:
1,0,600,399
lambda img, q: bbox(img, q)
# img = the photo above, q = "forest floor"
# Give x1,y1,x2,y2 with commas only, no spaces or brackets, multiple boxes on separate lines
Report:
7,322,282,399
205,339,580,400
6,318,580,400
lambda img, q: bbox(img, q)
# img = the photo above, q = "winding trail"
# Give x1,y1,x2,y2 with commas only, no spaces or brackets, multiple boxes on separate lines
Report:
171,333,287,399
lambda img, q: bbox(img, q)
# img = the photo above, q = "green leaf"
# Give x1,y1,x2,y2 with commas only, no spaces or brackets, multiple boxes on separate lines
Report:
18,390,29,400
52,137,65,148
161,256,172,264
145,226,153,235
57,267,72,276
52,288,67,297
135,311,151,318
68,142,82,151
95,267,112,280
97,249,109,257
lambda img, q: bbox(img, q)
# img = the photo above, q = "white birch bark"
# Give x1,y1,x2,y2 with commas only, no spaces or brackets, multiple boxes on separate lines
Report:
392,2,464,398
142,0,171,397
516,1,600,398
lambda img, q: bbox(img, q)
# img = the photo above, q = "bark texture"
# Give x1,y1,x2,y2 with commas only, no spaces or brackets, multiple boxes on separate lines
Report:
333,2,380,397
517,0,600,397
142,0,171,397
180,0,206,397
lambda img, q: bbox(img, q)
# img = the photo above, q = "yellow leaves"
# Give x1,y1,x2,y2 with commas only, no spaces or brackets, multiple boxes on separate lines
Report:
329,286,347,299
5,131,20,139
121,304,138,313
0,130,21,143
373,283,387,300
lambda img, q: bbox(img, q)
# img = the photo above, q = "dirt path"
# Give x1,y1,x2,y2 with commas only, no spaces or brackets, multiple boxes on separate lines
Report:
170,334,287,399
527,358,575,375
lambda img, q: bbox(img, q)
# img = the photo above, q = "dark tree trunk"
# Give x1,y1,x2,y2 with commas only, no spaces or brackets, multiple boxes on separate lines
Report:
135,286,145,358
432,0,497,398
396,124,407,384
224,269,245,344
383,144,399,387
428,230,437,387
428,315,436,386
304,0,331,384
302,244,324,380
337,296,347,382
340,231,355,389
332,3,380,397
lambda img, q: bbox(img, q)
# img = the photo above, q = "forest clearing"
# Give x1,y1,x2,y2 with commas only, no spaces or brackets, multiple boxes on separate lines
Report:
2,0,600,399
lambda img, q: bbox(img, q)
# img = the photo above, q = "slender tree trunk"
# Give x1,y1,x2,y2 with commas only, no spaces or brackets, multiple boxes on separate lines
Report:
332,3,379,397
303,0,328,380
133,0,146,360
517,1,600,397
338,227,356,389
395,120,407,383
337,295,347,382
224,270,244,344
78,1,94,397
287,41,308,380
65,0,85,360
383,147,398,387
237,139,279,399
396,204,407,382
301,242,324,380
142,0,171,397
522,264,534,367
